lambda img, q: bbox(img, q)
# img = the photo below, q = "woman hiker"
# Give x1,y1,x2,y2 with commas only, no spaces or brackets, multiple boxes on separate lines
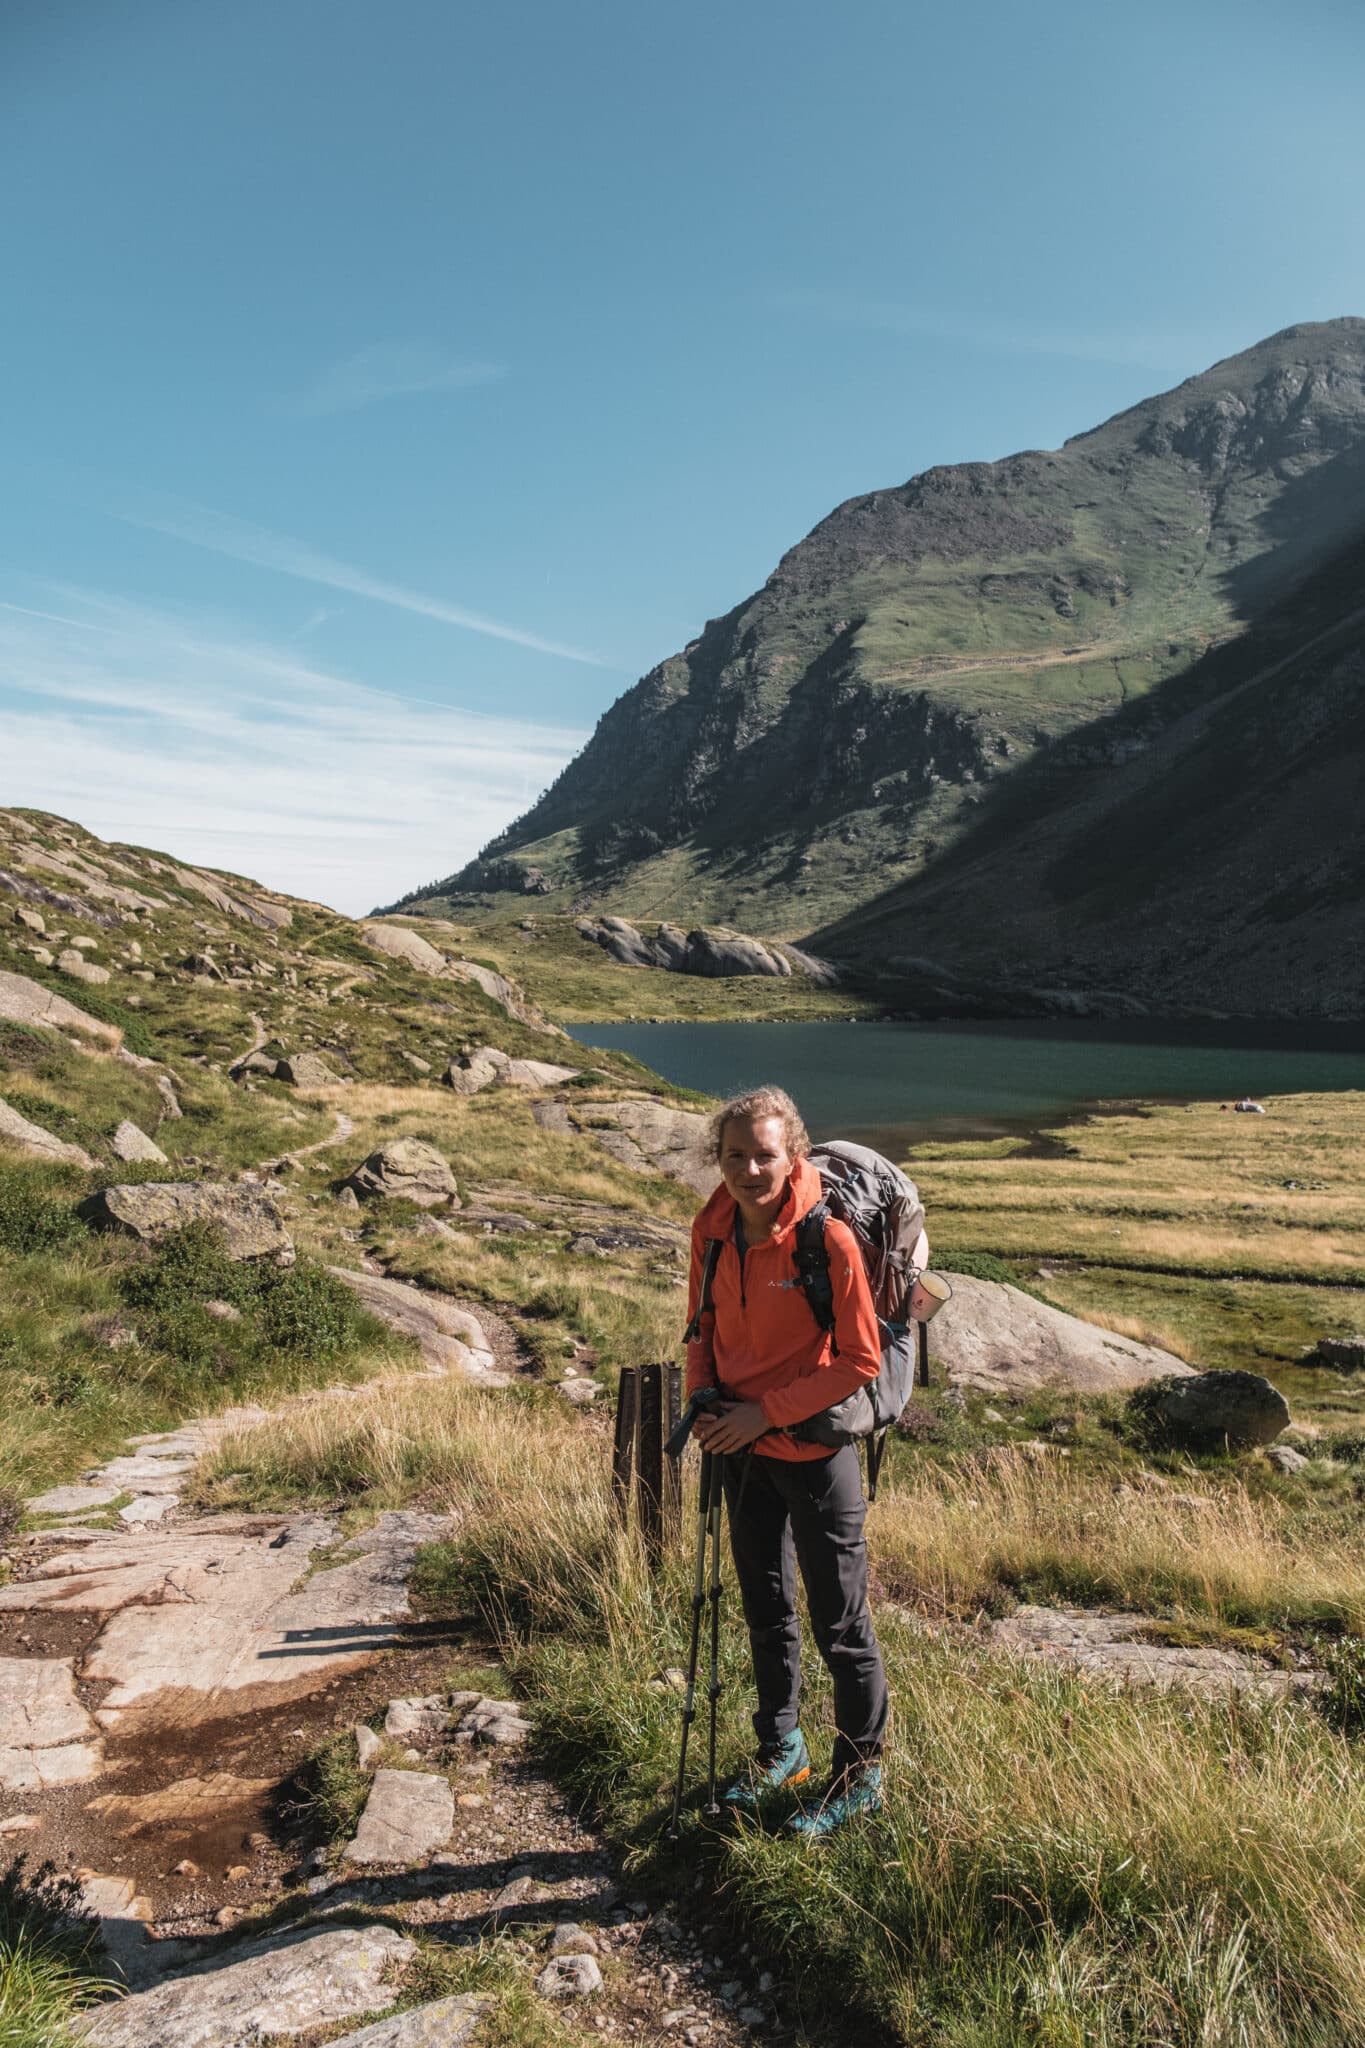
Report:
686,1084,888,1836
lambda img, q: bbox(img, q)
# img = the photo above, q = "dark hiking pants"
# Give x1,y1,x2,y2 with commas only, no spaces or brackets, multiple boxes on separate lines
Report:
721,1445,888,1779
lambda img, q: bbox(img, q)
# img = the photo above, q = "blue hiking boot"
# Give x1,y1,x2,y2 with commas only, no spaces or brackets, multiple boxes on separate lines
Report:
722,1730,811,1812
787,1763,883,1839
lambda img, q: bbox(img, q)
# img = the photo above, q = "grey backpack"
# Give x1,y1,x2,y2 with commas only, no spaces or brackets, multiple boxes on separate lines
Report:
688,1140,930,1496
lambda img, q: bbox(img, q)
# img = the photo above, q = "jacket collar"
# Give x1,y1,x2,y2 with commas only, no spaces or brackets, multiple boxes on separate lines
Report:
694,1153,823,1247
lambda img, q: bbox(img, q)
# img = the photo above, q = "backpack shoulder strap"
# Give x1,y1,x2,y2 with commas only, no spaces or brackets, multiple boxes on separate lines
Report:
683,1237,723,1346
794,1201,837,1350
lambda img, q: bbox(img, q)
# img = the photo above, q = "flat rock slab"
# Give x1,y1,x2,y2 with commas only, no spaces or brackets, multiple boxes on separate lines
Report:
0,1740,103,1790
95,1458,196,1494
326,1994,487,2048
0,1093,95,1167
118,1496,176,1526
78,1922,417,2047
0,1512,450,1733
328,1270,507,1387
26,1483,122,1516
989,1605,1310,1698
0,1654,98,1746
345,1768,454,1864
0,1655,102,1789
0,968,121,1043
931,1274,1196,1396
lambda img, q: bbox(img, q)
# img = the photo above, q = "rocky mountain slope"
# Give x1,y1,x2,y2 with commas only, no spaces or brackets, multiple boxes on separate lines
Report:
394,319,1365,1015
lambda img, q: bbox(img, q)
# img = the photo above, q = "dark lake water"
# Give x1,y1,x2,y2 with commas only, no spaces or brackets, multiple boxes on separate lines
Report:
567,1019,1365,1150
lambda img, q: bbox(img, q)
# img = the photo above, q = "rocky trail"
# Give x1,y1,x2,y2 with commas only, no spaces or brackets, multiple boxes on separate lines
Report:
0,1266,772,2048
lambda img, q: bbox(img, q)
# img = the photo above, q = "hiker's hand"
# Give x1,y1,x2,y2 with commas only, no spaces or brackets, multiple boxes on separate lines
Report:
696,1401,768,1453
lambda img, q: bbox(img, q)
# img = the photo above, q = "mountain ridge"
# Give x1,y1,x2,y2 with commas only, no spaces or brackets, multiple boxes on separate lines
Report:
389,319,1365,1015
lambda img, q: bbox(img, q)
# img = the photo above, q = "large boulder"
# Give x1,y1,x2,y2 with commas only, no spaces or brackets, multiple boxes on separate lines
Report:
930,1274,1196,1397
276,1052,337,1089
56,949,111,986
0,969,121,1044
111,1120,167,1164
345,1139,458,1208
1301,1335,1365,1373
1127,1370,1291,1451
442,1047,509,1095
685,928,791,978
359,923,448,975
585,1099,717,1196
78,1183,293,1262
653,922,690,970
0,1095,95,1168
594,917,657,968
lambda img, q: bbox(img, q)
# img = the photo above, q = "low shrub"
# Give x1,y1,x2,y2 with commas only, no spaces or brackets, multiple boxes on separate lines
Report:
1316,1634,1365,1736
120,1221,377,1364
0,1170,83,1256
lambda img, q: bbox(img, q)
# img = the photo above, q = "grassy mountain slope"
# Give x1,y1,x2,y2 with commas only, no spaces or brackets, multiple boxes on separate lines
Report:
814,525,1365,1018
393,319,1365,996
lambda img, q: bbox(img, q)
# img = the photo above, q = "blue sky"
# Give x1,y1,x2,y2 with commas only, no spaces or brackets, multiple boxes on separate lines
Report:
3,0,1362,911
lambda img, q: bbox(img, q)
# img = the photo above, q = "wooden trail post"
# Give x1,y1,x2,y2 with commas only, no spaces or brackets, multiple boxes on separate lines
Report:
613,1363,684,1560
611,1367,639,1526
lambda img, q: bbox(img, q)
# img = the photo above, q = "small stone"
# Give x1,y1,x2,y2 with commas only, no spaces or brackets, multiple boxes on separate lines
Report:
214,1904,241,1928
383,1695,449,1746
537,1954,604,1998
550,1922,600,1956
491,1875,552,1913
225,1863,250,1881
345,1769,454,1866
456,1792,485,1809
172,1858,201,1877
983,1407,1005,1423
738,2007,767,2027
0,1813,41,1833
338,1185,362,1212
1267,1444,1309,1474
355,1724,382,1769
203,1298,242,1322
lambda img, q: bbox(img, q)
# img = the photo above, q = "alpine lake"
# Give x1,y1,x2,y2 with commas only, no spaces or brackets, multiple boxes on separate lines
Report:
565,1016,1365,1151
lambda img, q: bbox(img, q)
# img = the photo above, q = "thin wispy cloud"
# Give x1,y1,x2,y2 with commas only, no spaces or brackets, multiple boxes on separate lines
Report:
0,583,586,913
290,342,504,417
115,488,612,668
772,289,1217,376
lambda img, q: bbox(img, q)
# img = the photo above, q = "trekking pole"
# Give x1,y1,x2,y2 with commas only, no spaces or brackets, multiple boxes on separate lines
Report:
703,1450,725,1817
666,1448,713,1840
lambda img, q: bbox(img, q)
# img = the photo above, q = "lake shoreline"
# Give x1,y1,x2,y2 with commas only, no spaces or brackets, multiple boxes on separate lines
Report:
568,1015,1365,1152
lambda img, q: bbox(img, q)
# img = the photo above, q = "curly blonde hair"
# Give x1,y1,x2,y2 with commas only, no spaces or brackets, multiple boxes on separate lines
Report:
709,1085,811,1164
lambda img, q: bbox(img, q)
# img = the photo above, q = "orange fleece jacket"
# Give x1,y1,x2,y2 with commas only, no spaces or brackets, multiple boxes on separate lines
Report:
685,1156,881,1461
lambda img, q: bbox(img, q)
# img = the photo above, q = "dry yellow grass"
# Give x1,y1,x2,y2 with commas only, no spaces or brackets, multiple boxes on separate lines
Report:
920,1093,1365,1283
194,1369,1365,2045
870,1446,1365,1629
